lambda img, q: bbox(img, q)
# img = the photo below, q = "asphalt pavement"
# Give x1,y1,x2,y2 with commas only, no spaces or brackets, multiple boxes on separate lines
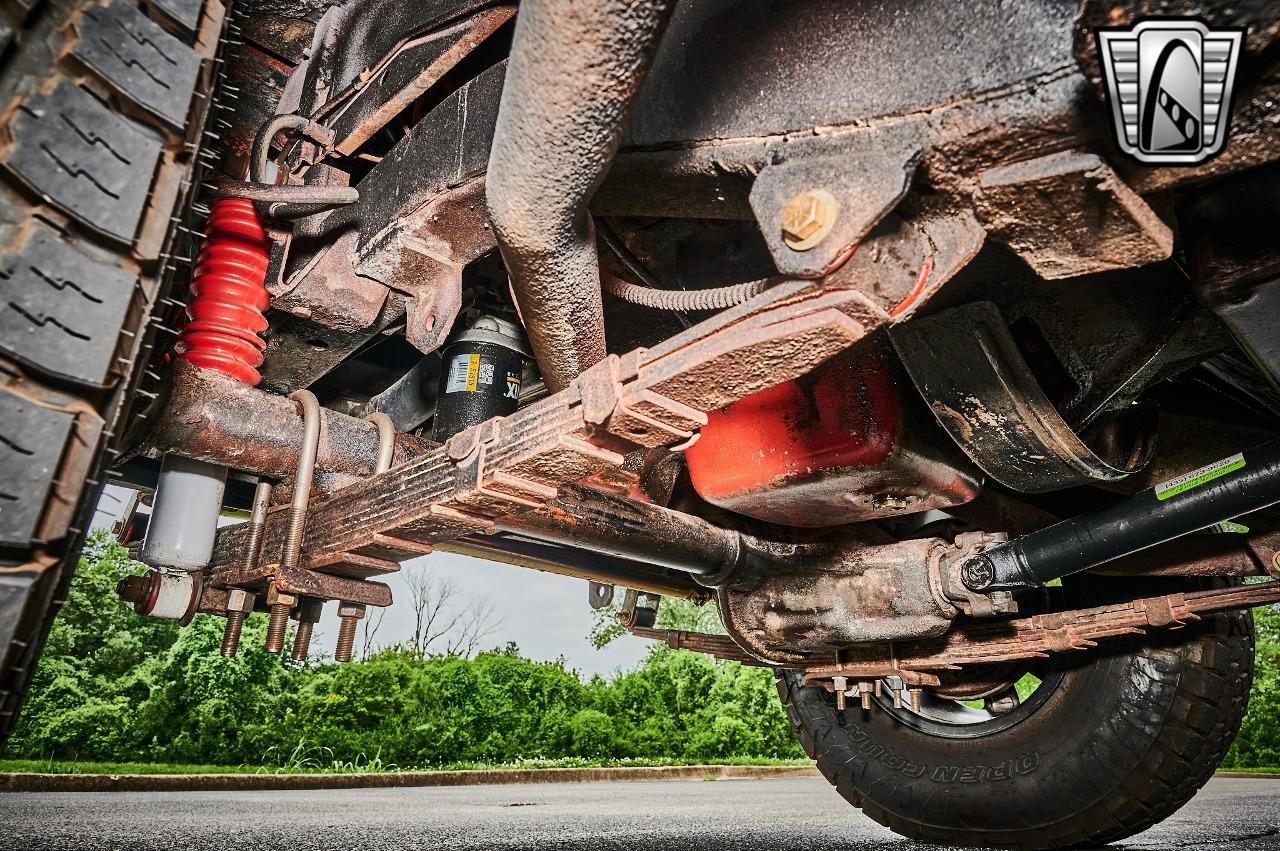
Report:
1,776,1277,850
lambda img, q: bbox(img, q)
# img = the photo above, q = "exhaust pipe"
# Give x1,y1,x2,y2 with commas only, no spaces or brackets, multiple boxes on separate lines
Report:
486,0,676,392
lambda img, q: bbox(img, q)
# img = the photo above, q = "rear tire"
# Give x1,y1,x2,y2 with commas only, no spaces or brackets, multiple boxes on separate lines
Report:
0,0,230,745
776,582,1254,849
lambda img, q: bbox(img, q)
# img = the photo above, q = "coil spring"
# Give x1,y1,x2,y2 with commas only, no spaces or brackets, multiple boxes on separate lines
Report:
175,197,270,385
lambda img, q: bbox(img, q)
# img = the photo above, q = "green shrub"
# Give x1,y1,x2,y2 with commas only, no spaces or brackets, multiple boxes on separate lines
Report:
8,532,1275,771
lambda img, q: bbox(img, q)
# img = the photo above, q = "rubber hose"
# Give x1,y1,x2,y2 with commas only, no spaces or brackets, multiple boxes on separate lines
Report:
602,275,773,312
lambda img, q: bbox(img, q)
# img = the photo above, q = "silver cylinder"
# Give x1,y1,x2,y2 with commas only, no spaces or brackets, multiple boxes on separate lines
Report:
140,454,228,571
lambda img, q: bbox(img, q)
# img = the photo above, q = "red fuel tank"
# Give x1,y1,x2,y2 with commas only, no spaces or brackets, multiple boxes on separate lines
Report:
684,341,981,527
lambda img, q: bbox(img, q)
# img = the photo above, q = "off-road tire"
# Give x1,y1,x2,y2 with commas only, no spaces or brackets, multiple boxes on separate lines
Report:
777,592,1254,849
0,0,235,745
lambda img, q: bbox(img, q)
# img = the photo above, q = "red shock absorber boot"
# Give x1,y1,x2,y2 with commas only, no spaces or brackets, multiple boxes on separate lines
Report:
175,197,270,385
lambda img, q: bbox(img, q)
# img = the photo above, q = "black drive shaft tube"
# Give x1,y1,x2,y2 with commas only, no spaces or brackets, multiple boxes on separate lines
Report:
963,440,1280,591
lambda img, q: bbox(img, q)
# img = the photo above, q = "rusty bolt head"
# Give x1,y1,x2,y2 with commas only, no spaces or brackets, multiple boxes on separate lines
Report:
337,602,366,620
265,585,298,608
116,573,154,606
225,588,254,613
780,189,839,251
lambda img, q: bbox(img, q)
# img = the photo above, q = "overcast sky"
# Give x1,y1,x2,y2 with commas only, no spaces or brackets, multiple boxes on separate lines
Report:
92,486,651,677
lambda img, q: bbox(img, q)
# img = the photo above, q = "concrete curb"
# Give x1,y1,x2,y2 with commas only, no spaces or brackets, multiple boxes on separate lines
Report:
3,766,1271,793
0,764,821,793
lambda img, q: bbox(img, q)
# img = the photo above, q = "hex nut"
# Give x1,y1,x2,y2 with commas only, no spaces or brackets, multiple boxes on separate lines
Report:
266,586,299,608
337,602,366,620
225,588,254,613
780,189,839,251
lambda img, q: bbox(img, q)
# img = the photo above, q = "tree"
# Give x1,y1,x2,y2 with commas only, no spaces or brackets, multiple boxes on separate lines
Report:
401,562,502,658
359,606,386,659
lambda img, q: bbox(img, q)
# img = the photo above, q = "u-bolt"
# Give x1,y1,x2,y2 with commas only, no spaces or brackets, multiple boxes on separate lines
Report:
331,411,394,664
281,388,321,571
367,412,395,475
264,389,321,653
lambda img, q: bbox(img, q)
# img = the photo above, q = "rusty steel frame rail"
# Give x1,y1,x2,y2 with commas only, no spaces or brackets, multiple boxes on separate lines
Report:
206,281,883,599
634,580,1280,683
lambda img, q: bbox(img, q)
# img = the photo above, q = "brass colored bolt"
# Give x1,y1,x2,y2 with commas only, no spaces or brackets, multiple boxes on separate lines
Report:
780,189,839,251
290,599,323,662
220,610,248,657
264,603,291,654
220,589,255,658
334,603,366,663
263,586,298,654
290,620,315,662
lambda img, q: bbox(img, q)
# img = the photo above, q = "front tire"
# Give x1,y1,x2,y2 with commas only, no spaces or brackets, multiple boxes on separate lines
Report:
776,585,1253,849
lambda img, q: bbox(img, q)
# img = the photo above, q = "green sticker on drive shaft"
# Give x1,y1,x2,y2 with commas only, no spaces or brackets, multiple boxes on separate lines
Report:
1154,453,1245,501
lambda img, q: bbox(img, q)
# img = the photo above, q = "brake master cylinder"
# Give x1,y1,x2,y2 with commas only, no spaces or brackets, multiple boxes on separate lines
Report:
431,316,531,441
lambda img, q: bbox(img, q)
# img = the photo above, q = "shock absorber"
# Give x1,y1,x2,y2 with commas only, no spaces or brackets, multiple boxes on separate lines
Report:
175,197,271,384
137,198,272,630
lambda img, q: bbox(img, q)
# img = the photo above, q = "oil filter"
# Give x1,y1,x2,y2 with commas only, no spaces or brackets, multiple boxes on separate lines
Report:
432,316,530,441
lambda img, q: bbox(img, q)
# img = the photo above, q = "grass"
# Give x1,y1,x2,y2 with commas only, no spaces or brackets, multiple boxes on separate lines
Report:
0,760,264,775
0,755,814,776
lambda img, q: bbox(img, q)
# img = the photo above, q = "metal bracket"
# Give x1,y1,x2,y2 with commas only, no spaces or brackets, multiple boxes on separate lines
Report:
890,301,1154,493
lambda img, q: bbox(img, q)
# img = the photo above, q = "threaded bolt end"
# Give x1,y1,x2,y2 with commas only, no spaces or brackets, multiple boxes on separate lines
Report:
290,619,314,662
335,616,358,662
220,610,247,657
264,602,291,653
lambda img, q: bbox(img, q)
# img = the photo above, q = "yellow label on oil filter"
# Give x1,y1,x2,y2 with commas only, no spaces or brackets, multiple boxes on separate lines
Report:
445,353,482,393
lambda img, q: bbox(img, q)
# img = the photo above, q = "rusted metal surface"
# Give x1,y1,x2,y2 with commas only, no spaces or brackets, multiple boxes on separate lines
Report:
717,536,955,664
1091,534,1270,577
146,361,430,491
499,485,740,578
486,0,675,392
634,581,1280,685
891,301,1155,493
746,143,920,279
799,580,1280,683
273,231,390,333
277,66,506,370
973,151,1172,280
291,0,496,121
630,626,766,666
987,265,1228,432
208,562,392,609
258,296,406,395
822,205,986,322
323,6,515,156
207,280,882,577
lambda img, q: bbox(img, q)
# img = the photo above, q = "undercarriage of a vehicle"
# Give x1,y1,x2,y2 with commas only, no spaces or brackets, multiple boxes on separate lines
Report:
2,0,1280,846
